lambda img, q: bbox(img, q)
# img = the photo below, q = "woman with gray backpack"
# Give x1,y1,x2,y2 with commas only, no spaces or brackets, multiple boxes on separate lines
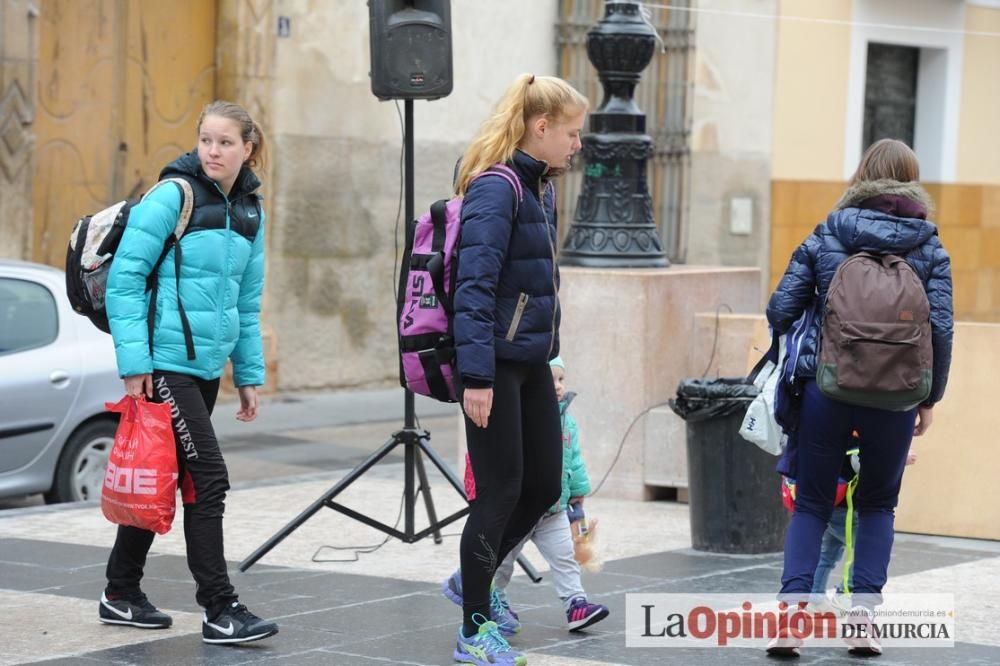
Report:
765,139,953,657
97,101,278,646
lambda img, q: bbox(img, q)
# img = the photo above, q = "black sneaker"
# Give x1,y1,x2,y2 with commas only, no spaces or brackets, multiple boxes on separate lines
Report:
99,592,173,629
202,601,279,644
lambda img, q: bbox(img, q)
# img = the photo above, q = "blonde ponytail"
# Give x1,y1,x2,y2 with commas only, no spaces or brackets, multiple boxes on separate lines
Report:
455,74,588,195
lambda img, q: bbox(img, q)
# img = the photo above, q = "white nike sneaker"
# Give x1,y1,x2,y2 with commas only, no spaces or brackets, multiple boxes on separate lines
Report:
202,601,278,644
98,592,173,629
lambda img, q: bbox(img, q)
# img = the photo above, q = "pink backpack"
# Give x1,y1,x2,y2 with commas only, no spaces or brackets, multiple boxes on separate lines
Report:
397,164,523,402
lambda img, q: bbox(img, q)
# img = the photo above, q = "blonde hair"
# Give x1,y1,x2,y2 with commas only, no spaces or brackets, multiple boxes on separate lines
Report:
850,138,920,185
198,100,267,170
455,74,589,195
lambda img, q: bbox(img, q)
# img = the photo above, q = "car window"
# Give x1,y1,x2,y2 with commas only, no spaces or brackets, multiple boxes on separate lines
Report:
0,277,59,355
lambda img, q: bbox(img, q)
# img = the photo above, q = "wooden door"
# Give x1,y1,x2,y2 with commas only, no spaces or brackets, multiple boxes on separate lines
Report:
32,0,217,267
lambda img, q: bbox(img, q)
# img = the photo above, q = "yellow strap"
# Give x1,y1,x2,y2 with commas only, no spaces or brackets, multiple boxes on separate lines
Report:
842,473,859,595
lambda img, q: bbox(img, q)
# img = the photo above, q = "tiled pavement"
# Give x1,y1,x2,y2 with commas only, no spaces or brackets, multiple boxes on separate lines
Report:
2,391,999,665
4,476,1000,665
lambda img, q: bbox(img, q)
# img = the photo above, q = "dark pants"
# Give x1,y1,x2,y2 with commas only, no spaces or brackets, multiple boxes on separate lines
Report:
459,360,562,630
105,371,237,618
780,381,916,600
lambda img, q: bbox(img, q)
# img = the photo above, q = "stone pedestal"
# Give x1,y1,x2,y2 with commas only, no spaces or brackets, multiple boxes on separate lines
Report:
558,265,761,500
643,313,769,492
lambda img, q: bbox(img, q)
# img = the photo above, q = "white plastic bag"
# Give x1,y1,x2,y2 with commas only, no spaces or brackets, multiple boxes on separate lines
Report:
739,335,787,455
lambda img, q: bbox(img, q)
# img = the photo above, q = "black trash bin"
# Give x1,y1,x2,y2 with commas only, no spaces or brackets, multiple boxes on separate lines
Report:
669,378,789,554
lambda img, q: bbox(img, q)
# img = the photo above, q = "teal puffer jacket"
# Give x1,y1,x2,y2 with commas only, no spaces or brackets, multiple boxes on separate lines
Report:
106,152,266,386
550,393,591,513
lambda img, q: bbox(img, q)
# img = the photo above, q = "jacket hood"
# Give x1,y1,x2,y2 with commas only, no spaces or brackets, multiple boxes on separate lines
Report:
826,180,938,255
160,150,261,197
834,179,933,214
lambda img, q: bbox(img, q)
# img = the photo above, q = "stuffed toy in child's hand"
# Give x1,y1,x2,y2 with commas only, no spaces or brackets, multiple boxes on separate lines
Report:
568,503,603,572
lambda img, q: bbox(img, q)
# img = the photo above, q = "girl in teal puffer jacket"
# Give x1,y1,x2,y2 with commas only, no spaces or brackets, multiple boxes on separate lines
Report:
98,101,277,646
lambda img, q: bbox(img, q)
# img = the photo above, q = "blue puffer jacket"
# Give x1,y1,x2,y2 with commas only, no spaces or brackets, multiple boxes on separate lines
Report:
454,150,560,386
767,180,953,405
106,151,266,386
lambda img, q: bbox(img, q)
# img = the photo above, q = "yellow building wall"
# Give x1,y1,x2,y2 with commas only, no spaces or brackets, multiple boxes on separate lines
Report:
744,317,1000,541
770,4,1000,322
957,5,1000,184
894,322,1000,540
771,0,853,181
771,181,1000,322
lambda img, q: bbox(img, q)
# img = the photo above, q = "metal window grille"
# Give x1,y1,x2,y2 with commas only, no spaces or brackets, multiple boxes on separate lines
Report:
555,0,694,263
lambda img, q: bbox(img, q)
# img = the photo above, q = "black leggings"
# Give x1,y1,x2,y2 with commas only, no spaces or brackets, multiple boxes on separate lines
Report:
459,360,562,630
105,371,237,618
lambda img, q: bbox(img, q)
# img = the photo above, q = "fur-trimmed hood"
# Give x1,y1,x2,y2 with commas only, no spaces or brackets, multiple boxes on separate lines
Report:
834,179,933,215
825,179,938,256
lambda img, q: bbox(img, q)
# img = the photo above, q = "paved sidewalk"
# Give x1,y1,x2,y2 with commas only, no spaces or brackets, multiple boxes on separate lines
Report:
1,389,998,665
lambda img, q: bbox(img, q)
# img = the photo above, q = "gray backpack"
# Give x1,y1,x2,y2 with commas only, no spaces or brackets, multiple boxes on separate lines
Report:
817,252,932,410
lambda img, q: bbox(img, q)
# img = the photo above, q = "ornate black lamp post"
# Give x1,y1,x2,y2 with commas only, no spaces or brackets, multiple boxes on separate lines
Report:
561,0,668,267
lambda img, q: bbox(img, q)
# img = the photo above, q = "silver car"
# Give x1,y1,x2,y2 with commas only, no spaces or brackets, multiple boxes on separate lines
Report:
0,259,122,503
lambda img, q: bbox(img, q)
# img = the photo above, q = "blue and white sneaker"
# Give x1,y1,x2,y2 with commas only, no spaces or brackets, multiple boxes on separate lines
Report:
442,570,521,636
490,586,521,636
454,614,527,666
442,569,464,606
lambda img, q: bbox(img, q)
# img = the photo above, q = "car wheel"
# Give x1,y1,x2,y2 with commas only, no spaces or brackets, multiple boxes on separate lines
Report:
45,419,117,504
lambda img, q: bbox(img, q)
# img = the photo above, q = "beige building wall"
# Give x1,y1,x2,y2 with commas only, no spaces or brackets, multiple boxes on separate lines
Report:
687,0,777,296
696,316,1000,541
895,322,1000,540
267,0,557,390
957,4,1000,184
769,1,1000,321
770,0,852,182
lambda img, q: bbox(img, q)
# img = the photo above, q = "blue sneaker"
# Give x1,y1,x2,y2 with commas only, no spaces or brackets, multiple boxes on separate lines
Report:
454,615,527,666
442,571,521,636
442,569,464,606
490,586,521,636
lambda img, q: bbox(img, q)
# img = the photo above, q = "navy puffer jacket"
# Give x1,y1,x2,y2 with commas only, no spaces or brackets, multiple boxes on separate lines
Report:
766,180,953,405
454,150,560,387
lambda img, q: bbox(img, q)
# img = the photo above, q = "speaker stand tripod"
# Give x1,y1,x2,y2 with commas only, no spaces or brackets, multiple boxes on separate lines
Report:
239,101,540,582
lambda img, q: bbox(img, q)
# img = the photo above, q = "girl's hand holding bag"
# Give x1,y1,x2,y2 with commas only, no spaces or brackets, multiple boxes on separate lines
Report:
101,395,178,534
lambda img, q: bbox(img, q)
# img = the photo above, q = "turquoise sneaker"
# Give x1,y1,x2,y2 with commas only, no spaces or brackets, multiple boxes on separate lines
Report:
454,615,527,666
441,571,521,636
490,586,521,636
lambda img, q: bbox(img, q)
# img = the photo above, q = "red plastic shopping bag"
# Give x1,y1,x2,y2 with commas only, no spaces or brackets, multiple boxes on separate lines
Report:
101,395,178,534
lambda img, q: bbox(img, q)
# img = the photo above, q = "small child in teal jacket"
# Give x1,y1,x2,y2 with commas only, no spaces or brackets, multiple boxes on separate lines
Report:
444,356,610,633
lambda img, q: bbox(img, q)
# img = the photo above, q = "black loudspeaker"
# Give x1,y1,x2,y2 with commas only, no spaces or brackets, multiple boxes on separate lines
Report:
368,0,453,100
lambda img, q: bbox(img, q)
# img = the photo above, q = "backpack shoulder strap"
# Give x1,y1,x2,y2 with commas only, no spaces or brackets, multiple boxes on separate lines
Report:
154,177,195,238
143,177,197,362
140,177,195,239
471,164,524,218
427,199,453,314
